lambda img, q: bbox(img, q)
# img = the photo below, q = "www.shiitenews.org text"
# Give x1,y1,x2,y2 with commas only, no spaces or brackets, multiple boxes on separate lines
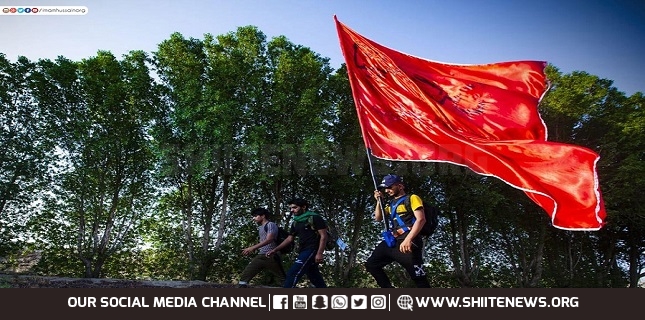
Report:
414,296,578,308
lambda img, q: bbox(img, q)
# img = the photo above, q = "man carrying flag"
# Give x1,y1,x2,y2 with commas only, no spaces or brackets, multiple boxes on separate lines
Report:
367,174,430,288
334,16,605,231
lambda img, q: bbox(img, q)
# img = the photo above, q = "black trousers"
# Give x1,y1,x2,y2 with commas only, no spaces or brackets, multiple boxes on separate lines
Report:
364,236,430,288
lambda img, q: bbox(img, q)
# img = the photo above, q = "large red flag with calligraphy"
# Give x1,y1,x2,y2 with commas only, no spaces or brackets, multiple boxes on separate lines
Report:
335,16,605,230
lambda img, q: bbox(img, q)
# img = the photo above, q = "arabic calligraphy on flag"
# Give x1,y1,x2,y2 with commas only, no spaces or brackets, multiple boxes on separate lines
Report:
334,16,605,230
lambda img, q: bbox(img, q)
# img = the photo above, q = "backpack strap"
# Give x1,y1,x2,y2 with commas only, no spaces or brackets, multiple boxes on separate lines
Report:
308,214,329,234
263,222,275,245
263,221,277,236
404,195,435,238
307,213,331,229
307,214,333,249
307,215,316,230
389,196,411,233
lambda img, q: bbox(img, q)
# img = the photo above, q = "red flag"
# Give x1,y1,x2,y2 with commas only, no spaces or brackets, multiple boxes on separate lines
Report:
335,16,606,230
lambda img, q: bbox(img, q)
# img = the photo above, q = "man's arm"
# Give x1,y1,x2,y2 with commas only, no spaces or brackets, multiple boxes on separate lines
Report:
315,229,328,263
373,190,385,221
254,230,276,248
407,207,426,241
398,207,425,253
268,235,294,256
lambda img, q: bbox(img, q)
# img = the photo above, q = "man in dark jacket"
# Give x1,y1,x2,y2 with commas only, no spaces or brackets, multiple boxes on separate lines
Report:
268,198,328,288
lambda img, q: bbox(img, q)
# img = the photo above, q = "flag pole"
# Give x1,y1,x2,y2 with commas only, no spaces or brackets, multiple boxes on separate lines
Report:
366,148,379,190
366,148,390,232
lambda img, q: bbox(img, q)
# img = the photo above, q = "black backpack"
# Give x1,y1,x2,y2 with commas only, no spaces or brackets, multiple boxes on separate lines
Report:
264,223,293,254
399,195,440,237
306,214,341,251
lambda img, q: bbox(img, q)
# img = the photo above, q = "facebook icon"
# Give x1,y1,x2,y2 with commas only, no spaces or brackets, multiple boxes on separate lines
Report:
273,295,289,309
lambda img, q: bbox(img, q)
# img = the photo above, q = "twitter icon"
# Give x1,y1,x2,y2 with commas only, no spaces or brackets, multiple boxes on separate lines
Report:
351,295,367,309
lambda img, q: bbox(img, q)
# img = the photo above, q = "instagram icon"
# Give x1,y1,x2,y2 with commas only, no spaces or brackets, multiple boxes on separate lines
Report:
370,295,387,309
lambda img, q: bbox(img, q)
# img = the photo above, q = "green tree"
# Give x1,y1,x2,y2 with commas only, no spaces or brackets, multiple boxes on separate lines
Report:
32,51,158,278
0,54,60,259
153,32,213,280
152,27,276,281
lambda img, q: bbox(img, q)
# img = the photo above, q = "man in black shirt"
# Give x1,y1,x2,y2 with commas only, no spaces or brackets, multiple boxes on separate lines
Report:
268,198,328,288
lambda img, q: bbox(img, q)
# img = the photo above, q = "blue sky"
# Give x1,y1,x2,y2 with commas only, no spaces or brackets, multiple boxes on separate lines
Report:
1,0,643,96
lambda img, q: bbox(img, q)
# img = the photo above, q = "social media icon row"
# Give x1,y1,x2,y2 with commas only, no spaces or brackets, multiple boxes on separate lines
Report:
272,295,387,309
